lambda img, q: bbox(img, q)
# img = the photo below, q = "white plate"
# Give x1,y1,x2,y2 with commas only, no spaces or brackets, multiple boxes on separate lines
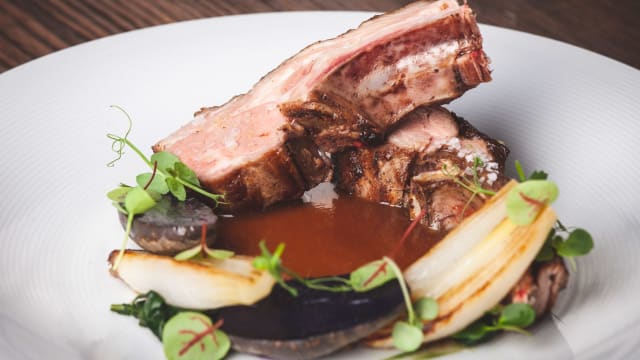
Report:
1,11,639,360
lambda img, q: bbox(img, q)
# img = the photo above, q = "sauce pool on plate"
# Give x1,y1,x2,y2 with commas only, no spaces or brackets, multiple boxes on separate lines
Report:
217,184,443,277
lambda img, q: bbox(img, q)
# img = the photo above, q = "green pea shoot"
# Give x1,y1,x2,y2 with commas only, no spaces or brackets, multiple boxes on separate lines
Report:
453,303,536,344
106,105,225,271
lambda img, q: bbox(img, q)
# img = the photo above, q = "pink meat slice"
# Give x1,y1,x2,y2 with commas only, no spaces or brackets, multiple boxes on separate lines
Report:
154,0,491,210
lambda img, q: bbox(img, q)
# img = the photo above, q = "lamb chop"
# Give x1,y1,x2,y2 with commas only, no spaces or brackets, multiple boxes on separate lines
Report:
334,106,510,232
153,0,490,210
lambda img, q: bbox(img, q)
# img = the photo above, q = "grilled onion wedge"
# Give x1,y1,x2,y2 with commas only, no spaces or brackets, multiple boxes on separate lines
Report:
108,250,275,309
367,180,557,347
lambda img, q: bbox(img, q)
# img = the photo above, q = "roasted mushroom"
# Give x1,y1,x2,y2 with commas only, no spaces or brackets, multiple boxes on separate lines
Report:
118,196,217,255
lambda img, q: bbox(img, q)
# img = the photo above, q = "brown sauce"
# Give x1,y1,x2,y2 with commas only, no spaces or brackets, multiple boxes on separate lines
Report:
216,184,443,278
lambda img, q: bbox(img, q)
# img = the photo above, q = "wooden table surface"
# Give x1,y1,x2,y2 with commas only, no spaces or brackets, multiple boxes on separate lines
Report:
1,0,639,73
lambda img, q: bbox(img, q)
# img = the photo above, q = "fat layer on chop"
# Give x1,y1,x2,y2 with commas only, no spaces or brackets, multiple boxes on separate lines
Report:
154,0,491,210
334,106,509,232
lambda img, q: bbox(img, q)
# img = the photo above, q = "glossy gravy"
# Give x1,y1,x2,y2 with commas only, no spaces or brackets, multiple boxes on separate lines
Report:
217,184,442,277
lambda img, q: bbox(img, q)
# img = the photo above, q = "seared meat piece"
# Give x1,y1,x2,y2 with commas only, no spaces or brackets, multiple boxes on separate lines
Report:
333,144,415,206
334,106,509,231
154,0,490,210
510,257,569,316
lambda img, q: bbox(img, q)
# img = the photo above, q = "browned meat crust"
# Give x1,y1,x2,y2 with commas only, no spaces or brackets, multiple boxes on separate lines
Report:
203,146,307,211
333,144,415,206
334,106,509,231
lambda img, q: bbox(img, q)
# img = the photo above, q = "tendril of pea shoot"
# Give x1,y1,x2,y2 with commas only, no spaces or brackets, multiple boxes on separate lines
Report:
105,105,225,271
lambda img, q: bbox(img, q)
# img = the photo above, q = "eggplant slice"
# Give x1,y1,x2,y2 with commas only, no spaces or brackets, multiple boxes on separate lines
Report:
218,280,404,359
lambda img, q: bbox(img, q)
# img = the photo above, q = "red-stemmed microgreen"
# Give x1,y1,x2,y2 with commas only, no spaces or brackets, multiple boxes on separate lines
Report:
162,312,230,360
252,242,304,296
513,161,594,267
112,292,231,360
506,180,559,225
174,223,234,261
355,208,427,291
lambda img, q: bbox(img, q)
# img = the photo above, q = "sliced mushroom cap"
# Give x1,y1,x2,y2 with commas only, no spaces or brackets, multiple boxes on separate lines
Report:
218,280,404,359
118,196,217,255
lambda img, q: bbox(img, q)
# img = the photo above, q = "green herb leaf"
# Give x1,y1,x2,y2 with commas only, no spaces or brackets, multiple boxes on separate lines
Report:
166,177,187,201
535,238,555,262
452,320,492,344
252,256,269,270
107,186,132,202
150,152,181,173
453,304,536,345
497,303,536,328
174,244,203,261
414,297,439,321
506,180,559,225
529,170,549,180
384,341,466,360
162,312,230,360
175,162,200,186
112,201,128,214
350,260,397,292
514,160,526,182
110,291,178,339
205,248,234,260
253,241,299,296
136,172,169,194
124,186,157,215
556,228,594,257
392,321,423,352
556,220,568,232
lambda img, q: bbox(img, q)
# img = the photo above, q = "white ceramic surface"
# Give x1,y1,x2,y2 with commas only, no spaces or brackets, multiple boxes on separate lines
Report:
1,11,639,360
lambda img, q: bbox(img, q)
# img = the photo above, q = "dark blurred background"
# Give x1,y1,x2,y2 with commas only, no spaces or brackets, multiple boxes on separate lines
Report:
1,0,639,72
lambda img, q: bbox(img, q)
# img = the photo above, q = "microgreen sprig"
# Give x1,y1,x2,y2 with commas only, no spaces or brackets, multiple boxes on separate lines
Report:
442,157,496,221
106,106,225,204
507,160,559,225
106,106,226,271
111,292,230,360
384,256,439,353
452,303,536,345
512,161,594,266
111,290,179,339
536,222,594,270
251,241,353,296
174,223,234,261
